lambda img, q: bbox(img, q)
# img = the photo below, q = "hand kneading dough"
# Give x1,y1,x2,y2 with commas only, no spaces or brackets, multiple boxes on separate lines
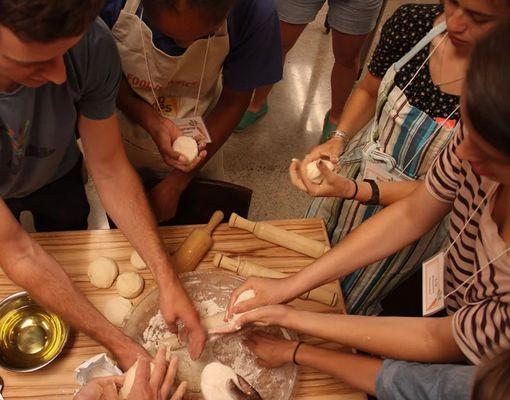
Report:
129,250,146,270
306,160,335,184
120,360,155,399
206,290,255,334
173,136,198,162
116,272,144,299
103,297,132,327
201,362,238,400
88,257,119,289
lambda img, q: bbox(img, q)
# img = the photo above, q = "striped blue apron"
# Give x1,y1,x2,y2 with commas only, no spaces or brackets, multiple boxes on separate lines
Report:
307,22,459,315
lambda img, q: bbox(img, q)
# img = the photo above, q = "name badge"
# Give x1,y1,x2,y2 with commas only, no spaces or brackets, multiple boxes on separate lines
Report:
422,252,446,316
362,160,401,183
171,116,212,143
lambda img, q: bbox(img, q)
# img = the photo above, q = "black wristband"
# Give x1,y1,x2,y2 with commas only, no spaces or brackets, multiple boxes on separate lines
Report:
346,179,358,200
292,341,305,365
362,179,380,205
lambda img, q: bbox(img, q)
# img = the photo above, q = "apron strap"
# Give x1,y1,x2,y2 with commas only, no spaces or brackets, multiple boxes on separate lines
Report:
124,0,141,15
395,22,447,72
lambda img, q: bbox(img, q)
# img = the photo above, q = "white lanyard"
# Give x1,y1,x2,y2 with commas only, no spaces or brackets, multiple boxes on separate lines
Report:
444,185,509,303
422,183,500,315
447,247,510,304
398,32,449,101
138,7,210,117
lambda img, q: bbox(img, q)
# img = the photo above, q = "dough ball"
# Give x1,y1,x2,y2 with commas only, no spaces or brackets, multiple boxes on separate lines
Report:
120,360,155,399
130,250,146,270
201,362,238,400
103,296,133,327
88,257,119,289
116,272,144,299
305,160,335,184
173,136,198,163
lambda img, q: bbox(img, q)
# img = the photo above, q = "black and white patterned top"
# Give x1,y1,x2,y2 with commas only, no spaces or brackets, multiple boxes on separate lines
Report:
368,4,460,120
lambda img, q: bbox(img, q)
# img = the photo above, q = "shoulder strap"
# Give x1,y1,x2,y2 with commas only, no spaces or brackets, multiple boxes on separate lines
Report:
395,22,447,72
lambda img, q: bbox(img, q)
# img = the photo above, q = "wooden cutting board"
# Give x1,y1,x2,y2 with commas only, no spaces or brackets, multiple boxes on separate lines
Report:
0,218,366,400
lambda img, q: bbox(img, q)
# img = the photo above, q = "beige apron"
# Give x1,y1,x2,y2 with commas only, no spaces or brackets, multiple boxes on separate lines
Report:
111,0,230,179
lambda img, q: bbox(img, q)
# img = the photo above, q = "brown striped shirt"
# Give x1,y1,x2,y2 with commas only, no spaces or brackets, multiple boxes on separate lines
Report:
425,128,510,364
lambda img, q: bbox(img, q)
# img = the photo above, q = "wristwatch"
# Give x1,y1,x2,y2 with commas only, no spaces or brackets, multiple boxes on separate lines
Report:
362,179,380,205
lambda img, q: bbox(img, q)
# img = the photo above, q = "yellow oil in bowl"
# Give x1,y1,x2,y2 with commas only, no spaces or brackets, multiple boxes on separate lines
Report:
0,293,69,372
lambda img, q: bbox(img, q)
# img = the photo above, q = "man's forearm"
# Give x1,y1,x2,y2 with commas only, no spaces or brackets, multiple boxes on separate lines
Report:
284,311,463,363
0,234,137,358
296,344,382,395
287,184,450,296
92,159,176,284
79,115,175,284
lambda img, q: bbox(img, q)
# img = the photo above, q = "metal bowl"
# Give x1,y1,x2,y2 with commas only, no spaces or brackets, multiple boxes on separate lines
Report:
124,270,298,400
0,291,69,372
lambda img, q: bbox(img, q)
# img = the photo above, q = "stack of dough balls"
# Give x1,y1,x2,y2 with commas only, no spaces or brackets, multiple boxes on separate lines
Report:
173,136,198,163
306,159,335,184
88,252,147,327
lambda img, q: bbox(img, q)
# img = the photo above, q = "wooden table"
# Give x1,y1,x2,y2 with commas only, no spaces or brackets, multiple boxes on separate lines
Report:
0,219,366,400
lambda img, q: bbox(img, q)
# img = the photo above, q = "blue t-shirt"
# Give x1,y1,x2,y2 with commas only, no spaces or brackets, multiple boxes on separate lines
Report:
0,19,121,199
376,359,475,400
100,0,282,92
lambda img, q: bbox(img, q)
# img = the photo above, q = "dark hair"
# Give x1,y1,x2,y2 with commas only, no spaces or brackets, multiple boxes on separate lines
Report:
0,0,105,43
143,0,236,23
466,22,510,156
472,351,510,400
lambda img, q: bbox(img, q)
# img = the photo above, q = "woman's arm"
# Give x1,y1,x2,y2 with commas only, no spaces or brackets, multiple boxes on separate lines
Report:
304,72,382,162
244,332,382,396
239,306,464,363
290,159,421,206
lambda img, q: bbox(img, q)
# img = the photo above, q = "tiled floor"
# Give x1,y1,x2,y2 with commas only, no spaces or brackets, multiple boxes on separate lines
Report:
77,0,429,231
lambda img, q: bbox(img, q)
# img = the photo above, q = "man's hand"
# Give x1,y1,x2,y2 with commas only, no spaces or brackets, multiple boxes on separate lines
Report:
151,117,207,173
289,158,356,198
159,276,206,360
226,277,297,320
244,332,298,369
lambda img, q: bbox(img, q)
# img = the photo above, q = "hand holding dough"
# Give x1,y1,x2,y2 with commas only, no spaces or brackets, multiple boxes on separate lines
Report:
103,296,132,327
206,290,255,334
88,257,119,289
116,272,144,299
306,159,335,183
173,136,199,163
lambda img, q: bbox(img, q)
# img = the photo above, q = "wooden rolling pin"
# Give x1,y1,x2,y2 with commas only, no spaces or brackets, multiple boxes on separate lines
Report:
173,211,224,272
229,213,329,259
213,254,338,307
